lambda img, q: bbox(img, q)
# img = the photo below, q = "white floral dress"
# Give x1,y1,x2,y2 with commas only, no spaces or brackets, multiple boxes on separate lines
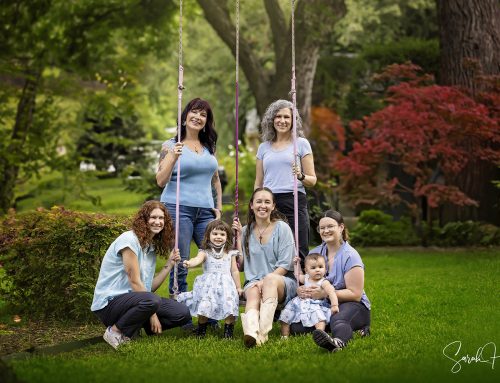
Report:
177,250,239,320
279,275,331,327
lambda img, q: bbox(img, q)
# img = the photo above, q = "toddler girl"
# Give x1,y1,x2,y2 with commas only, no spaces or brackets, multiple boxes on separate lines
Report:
279,253,339,337
177,220,242,338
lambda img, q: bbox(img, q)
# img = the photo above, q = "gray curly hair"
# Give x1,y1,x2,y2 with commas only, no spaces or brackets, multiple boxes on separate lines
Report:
260,99,304,142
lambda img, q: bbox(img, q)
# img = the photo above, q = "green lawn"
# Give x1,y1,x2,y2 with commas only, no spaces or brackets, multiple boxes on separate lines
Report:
4,248,499,383
15,172,149,216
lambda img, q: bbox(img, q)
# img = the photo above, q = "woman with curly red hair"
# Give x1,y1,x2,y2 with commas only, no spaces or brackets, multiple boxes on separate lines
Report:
91,201,191,349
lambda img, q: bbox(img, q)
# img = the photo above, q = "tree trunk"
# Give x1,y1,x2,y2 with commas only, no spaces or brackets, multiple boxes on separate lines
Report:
437,0,500,92
197,0,346,131
437,0,500,224
0,69,40,214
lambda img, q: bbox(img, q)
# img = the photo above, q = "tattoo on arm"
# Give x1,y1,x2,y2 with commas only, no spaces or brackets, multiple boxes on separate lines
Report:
212,172,219,185
159,149,168,162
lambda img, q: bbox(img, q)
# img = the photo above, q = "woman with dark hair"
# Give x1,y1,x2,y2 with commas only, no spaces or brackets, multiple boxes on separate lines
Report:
292,209,371,352
255,99,317,264
233,187,297,347
91,201,191,349
156,98,223,295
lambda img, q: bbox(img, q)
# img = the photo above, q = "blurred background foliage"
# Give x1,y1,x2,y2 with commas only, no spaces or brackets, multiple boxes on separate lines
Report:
1,0,498,244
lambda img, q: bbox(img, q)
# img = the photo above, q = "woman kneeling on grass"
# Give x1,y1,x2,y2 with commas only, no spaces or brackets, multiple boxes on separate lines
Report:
91,201,191,349
233,187,297,348
292,210,371,352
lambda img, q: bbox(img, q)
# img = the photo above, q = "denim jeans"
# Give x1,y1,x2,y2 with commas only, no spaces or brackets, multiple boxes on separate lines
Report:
93,292,191,338
165,203,215,294
290,301,370,343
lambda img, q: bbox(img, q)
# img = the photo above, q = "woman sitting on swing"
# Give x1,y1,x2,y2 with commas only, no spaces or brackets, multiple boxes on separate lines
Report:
233,187,297,347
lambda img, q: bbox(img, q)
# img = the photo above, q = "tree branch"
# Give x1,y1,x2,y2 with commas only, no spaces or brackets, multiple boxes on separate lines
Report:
196,0,269,103
263,0,287,61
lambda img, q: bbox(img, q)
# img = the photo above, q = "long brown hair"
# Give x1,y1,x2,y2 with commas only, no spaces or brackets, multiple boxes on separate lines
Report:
177,98,217,154
320,209,349,242
201,219,233,253
131,201,174,257
242,187,287,258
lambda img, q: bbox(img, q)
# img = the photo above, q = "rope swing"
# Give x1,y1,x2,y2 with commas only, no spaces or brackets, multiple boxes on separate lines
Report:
234,0,241,262
172,0,184,297
290,0,301,285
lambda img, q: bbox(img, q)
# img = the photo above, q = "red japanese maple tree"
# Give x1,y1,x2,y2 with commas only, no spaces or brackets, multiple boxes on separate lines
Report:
336,63,500,226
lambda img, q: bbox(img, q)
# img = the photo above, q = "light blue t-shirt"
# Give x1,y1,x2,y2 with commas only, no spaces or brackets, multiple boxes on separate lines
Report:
160,138,218,208
256,137,312,194
91,231,156,311
309,241,371,310
242,221,295,288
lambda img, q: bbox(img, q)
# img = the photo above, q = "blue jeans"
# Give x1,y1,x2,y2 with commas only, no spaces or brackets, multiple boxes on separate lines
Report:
165,203,215,294
290,301,370,343
93,292,191,338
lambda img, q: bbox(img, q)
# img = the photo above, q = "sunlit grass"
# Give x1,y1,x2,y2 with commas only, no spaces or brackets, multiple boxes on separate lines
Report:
15,172,149,216
6,248,500,383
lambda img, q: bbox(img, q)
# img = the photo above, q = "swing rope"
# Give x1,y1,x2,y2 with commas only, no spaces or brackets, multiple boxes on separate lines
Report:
173,0,184,297
290,0,301,285
234,0,240,261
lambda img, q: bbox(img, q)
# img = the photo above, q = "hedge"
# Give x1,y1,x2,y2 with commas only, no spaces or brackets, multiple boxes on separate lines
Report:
0,207,129,320
350,210,500,247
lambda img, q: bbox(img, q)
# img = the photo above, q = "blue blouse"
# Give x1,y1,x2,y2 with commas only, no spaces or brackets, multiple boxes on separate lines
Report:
91,231,156,311
309,241,371,310
160,138,218,208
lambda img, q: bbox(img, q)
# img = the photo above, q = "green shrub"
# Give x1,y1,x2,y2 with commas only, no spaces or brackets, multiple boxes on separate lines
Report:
437,221,500,247
0,207,129,320
350,210,419,247
362,37,440,76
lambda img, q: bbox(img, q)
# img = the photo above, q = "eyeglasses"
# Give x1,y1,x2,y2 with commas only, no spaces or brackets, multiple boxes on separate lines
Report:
318,224,338,233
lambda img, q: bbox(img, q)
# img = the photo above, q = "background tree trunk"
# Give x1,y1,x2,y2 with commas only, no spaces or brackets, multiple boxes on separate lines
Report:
0,69,41,213
197,0,346,131
437,0,500,92
437,0,500,224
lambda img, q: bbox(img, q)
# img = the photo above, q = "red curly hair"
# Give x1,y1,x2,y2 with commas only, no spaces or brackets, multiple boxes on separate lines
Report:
131,201,174,257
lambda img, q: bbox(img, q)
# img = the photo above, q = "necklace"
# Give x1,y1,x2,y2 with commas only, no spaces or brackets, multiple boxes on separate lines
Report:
184,140,201,154
255,222,272,244
208,245,225,259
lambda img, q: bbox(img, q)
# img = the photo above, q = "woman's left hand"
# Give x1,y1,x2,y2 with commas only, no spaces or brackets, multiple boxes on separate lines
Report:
150,313,162,334
212,208,222,220
291,163,302,179
255,280,264,295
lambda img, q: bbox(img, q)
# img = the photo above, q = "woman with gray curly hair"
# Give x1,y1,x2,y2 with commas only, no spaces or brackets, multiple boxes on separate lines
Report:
254,99,317,264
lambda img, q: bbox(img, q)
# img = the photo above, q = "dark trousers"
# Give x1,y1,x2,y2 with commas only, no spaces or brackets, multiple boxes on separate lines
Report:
94,292,191,338
274,192,309,263
290,301,370,343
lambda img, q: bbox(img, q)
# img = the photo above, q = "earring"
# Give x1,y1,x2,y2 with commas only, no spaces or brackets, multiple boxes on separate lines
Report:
203,126,206,133
182,121,186,126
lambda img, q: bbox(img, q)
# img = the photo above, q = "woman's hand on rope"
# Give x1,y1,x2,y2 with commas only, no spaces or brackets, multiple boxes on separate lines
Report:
150,313,162,334
168,248,181,267
232,218,242,237
293,256,301,265
292,162,304,181
172,142,184,158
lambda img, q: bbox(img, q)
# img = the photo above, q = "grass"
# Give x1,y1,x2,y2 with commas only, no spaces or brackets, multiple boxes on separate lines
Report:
15,171,149,216
4,248,500,383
